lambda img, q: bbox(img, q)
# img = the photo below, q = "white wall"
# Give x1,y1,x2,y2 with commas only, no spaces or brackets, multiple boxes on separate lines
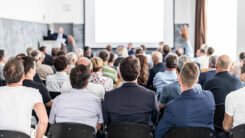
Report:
0,0,48,23
237,0,245,57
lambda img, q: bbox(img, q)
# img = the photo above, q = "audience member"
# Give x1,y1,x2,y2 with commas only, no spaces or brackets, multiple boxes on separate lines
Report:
240,64,245,87
0,58,48,138
57,49,66,56
48,26,68,46
232,52,245,77
39,46,53,66
51,48,59,58
76,48,84,58
135,54,149,87
49,64,103,131
153,54,178,95
135,47,144,55
31,50,54,80
26,47,33,56
66,52,78,75
46,55,69,93
141,45,153,67
61,57,105,99
0,50,6,80
196,49,205,58
159,55,202,108
146,51,165,90
127,42,135,55
108,53,116,70
158,41,164,53
162,45,170,63
175,48,183,57
91,57,113,91
16,53,26,58
103,56,159,127
99,50,117,83
67,35,76,52
199,47,215,71
114,46,127,67
84,46,93,59
199,55,217,88
155,62,215,138
204,55,242,104
106,45,112,53
22,56,52,107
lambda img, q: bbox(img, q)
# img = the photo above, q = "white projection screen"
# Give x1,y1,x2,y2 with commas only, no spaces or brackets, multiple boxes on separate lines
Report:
85,0,173,48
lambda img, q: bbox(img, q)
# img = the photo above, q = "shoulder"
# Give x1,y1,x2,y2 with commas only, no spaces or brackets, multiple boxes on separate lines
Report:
227,87,245,98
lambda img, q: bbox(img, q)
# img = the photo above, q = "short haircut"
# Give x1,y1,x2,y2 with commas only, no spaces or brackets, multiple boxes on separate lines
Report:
53,55,68,71
207,47,215,55
3,58,24,84
99,50,110,62
108,53,115,63
163,45,171,54
66,52,78,64
26,47,33,56
31,50,42,61
241,64,245,74
70,64,90,89
141,45,146,51
106,45,112,52
180,62,200,88
152,51,163,62
165,54,178,69
56,50,66,56
91,57,103,72
119,56,140,81
0,50,5,60
239,52,245,60
22,56,35,74
200,49,205,54
16,53,26,58
209,56,217,68
39,46,46,52
177,55,192,73
51,48,59,57
217,55,231,69
135,47,144,55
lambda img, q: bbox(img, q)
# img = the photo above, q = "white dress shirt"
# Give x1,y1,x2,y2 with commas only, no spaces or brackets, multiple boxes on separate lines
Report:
46,72,69,92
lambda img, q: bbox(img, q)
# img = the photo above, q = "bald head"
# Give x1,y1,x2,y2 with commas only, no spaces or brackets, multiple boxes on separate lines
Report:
216,55,232,72
76,57,92,72
152,51,162,65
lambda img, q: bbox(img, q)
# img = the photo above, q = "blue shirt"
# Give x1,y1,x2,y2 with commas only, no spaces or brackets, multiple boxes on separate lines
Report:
153,70,177,96
155,89,215,138
184,40,194,58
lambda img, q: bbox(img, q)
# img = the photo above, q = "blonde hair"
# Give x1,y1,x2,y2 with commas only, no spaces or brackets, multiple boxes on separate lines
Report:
91,57,103,72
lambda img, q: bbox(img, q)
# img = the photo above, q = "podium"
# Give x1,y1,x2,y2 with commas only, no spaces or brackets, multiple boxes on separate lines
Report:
39,40,61,55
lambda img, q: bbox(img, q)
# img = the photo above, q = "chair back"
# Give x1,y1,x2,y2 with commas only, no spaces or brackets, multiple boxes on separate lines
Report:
0,130,30,138
105,122,153,138
164,126,214,138
214,104,225,130
231,124,245,138
47,123,96,138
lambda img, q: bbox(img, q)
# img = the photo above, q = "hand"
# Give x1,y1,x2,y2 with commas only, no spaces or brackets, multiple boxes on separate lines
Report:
179,25,189,41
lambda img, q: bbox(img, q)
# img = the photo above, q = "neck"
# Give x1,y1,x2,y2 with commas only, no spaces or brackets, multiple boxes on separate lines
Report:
166,68,176,71
216,69,229,73
180,86,193,93
108,62,113,66
103,61,108,65
154,61,161,66
58,70,66,73
7,82,22,87
25,75,33,80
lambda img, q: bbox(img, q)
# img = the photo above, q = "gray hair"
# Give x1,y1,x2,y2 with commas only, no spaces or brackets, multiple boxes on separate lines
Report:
26,47,33,56
76,48,84,58
66,52,78,65
31,50,42,62
209,55,217,68
177,55,192,73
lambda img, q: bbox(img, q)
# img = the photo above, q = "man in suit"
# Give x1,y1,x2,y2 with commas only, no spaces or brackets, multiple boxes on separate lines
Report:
48,25,68,46
154,62,215,138
103,56,159,127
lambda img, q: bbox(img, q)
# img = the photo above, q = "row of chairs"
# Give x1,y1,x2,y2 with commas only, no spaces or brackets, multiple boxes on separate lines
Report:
1,123,245,138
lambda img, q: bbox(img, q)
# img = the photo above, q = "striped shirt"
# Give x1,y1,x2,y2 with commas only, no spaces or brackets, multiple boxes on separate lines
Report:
102,64,117,83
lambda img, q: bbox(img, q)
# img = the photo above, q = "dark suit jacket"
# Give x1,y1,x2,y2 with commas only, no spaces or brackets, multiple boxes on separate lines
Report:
42,53,53,66
103,83,159,127
48,30,68,45
146,62,166,90
154,89,215,138
199,69,216,88
204,71,242,104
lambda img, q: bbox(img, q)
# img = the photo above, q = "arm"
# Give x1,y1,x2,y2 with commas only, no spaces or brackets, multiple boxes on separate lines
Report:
102,94,110,125
223,113,233,132
34,103,48,138
159,85,169,109
179,25,193,58
146,69,154,90
45,100,53,107
152,94,160,125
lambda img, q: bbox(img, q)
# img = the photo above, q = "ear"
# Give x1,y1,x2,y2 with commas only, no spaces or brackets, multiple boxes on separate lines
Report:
178,76,182,86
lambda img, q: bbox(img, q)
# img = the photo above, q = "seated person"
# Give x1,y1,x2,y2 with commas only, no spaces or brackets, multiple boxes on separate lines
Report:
103,56,159,127
66,52,78,75
46,55,69,92
159,55,202,109
0,58,48,138
153,54,178,95
49,64,103,131
240,63,245,87
154,62,215,138
199,55,217,88
39,46,53,66
22,56,52,107
0,50,6,81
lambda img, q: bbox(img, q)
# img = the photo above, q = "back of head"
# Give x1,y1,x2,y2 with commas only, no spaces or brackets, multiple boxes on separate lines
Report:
163,45,171,54
21,56,35,75
76,57,92,71
108,53,115,63
116,46,127,57
180,62,200,88
51,48,59,57
54,55,68,71
0,50,5,61
99,50,110,62
152,51,162,64
241,64,245,74
91,57,103,72
209,56,217,68
135,47,144,55
56,50,66,56
239,52,245,60
26,47,33,56
76,48,84,58
177,55,192,73
119,56,140,81
106,45,112,52
216,55,232,70
31,50,42,61
39,46,46,53
175,48,183,57
165,54,178,69
207,47,215,56
141,45,146,52
3,57,24,84
70,64,90,89
66,52,78,65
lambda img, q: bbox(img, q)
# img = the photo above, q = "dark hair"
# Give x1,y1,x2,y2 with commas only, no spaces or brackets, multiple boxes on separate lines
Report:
16,53,26,58
70,64,90,89
165,54,178,69
241,64,245,74
200,49,205,54
51,48,59,57
22,56,35,74
108,53,115,63
39,46,46,52
141,45,146,51
135,55,149,87
53,55,68,71
56,50,66,56
0,50,5,60
239,52,245,60
209,56,217,68
163,45,171,54
207,47,215,55
119,56,140,81
180,62,200,87
3,58,24,84
99,50,109,62
135,48,144,55
106,45,112,52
